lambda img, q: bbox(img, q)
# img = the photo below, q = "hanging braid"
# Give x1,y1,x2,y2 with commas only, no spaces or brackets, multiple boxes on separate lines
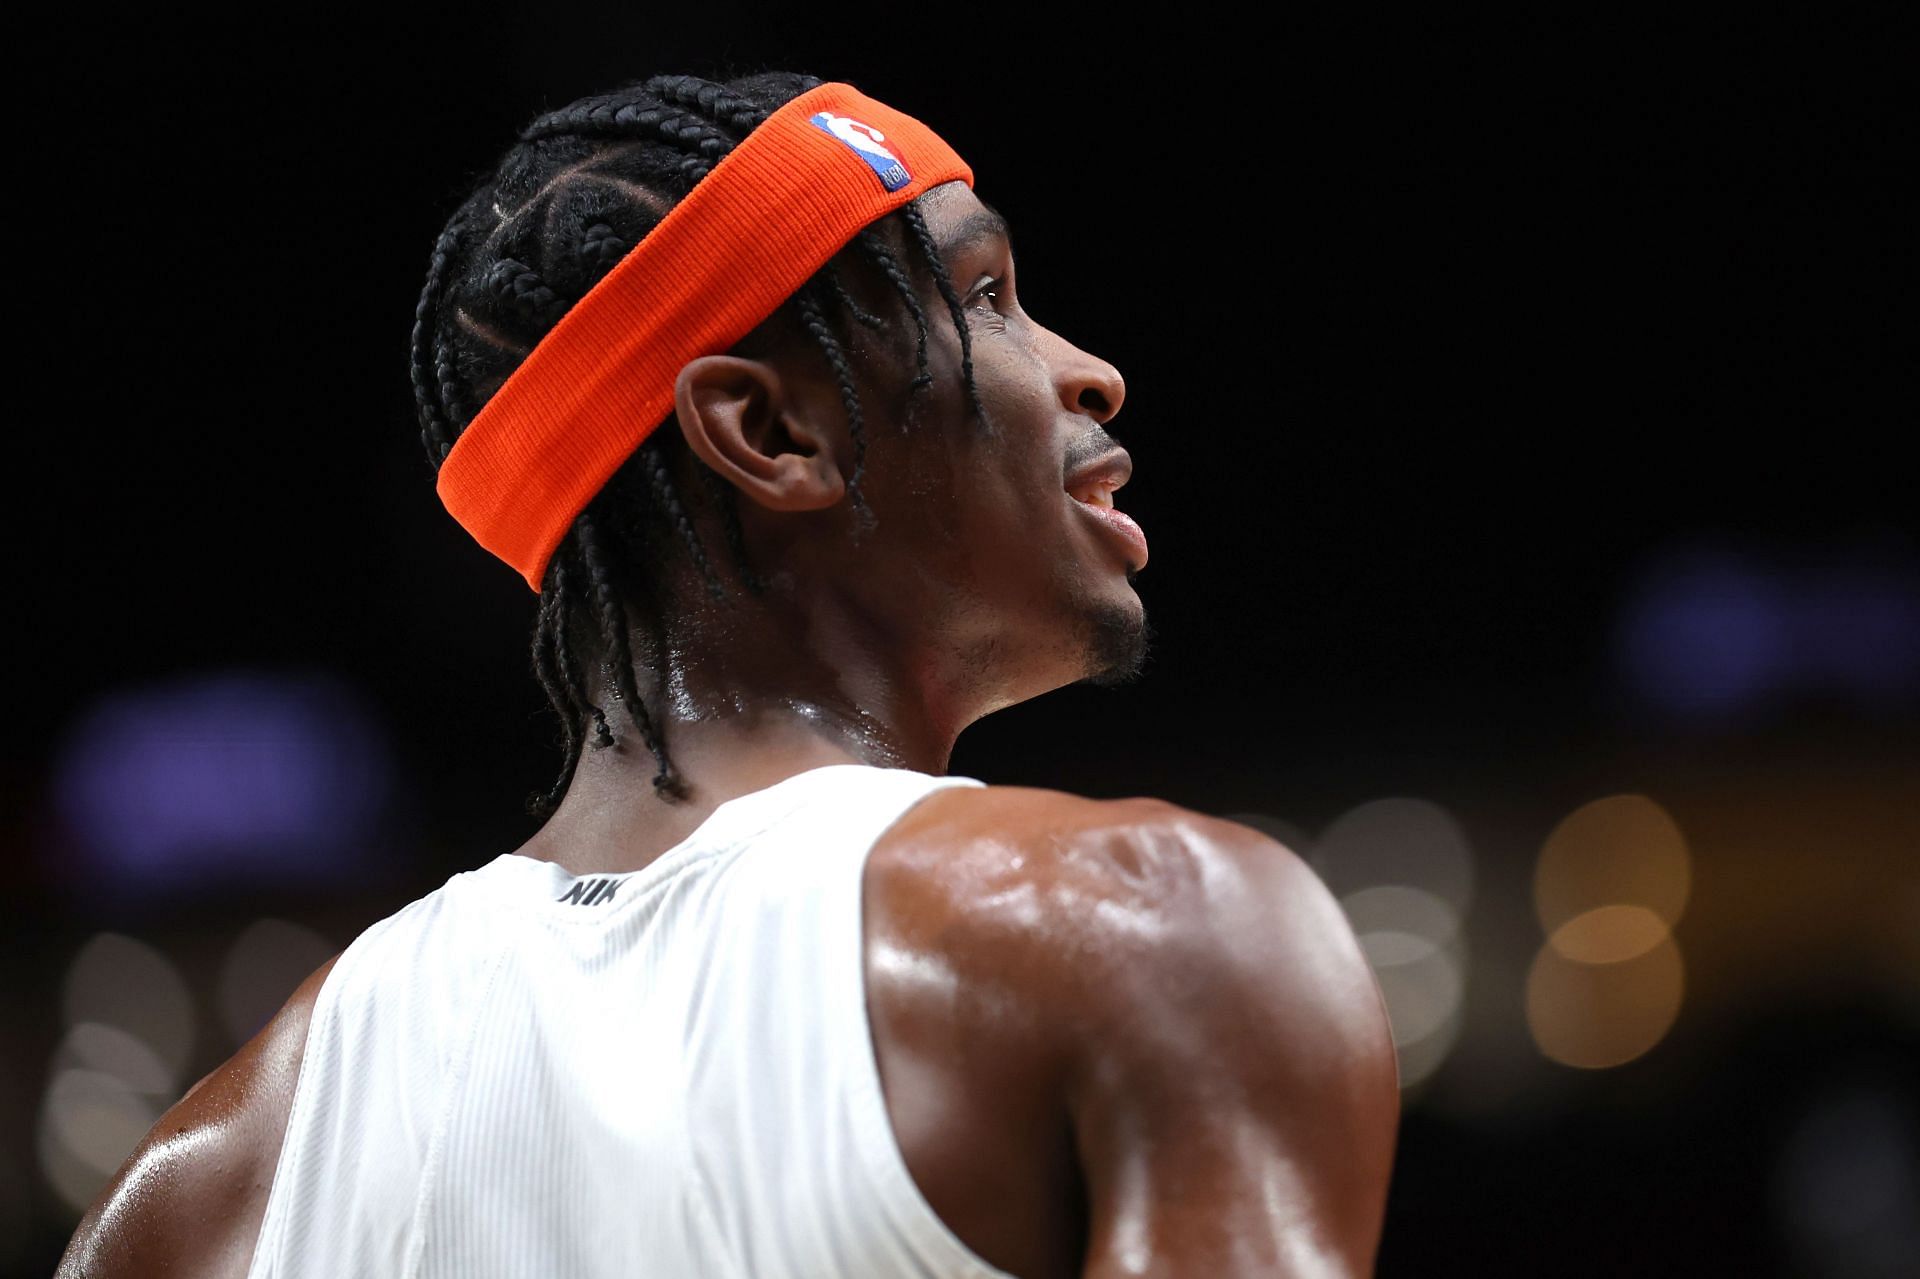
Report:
855,228,937,392
410,211,471,462
408,70,992,816
792,282,878,536
900,201,993,431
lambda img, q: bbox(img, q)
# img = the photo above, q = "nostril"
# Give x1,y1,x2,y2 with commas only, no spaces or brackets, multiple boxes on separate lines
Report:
1077,387,1113,417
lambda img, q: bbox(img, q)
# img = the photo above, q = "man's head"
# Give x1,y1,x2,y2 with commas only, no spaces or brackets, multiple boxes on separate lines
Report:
411,71,1152,813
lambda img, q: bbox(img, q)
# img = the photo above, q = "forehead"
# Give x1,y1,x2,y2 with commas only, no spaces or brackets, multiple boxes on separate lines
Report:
917,180,1012,259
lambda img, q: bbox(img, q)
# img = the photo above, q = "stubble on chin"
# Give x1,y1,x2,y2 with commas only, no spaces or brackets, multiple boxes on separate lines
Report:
1079,586,1153,688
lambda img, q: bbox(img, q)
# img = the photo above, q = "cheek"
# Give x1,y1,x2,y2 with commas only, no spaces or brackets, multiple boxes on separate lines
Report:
885,332,1061,528
974,322,1053,410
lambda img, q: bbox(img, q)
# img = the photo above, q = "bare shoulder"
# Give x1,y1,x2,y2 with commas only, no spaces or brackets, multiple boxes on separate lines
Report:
874,784,1319,1058
884,780,1203,888
878,782,1190,932
883,783,1402,1276
884,780,1332,953
56,955,340,1279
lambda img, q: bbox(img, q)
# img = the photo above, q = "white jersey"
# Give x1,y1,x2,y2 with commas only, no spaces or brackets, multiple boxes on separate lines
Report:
245,762,1020,1279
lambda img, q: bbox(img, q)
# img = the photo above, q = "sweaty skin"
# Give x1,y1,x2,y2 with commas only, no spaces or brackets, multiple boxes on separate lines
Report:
59,180,1400,1277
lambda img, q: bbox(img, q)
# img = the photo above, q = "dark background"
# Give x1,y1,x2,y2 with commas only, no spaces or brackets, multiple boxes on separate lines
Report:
9,11,1915,1277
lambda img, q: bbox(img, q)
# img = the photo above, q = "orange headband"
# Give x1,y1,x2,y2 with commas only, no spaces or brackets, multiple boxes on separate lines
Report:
435,81,976,591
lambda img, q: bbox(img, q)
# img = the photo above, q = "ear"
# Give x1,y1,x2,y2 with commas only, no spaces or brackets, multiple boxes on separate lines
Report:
673,354,846,513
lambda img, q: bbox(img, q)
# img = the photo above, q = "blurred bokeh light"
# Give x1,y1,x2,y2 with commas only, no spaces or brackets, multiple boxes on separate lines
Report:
1303,798,1480,1092
1770,1067,1920,1277
61,933,194,1082
43,933,197,1214
1615,539,1920,726
218,918,336,1046
47,669,394,902
1534,794,1691,934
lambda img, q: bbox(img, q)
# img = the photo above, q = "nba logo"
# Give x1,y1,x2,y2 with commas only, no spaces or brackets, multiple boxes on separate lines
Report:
809,111,912,191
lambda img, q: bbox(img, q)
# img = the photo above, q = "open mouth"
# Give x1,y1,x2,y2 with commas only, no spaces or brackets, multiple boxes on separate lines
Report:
1067,479,1120,510
1067,484,1148,570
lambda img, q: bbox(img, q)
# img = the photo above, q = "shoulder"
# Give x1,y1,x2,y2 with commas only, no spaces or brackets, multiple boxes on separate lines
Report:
874,782,1196,944
877,783,1379,1054
56,954,340,1279
884,779,1325,940
891,783,1401,1272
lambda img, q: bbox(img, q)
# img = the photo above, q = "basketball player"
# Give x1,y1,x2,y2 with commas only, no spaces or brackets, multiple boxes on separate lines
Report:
59,72,1399,1277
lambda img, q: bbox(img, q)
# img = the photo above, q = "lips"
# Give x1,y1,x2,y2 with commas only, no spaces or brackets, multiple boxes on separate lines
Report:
1064,446,1146,569
1064,447,1132,502
1069,487,1149,569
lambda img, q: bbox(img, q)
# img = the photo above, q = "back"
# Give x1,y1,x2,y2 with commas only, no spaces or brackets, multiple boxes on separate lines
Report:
245,761,1017,1279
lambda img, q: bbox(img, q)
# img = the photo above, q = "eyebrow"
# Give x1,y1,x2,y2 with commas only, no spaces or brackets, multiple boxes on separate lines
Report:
940,201,1014,266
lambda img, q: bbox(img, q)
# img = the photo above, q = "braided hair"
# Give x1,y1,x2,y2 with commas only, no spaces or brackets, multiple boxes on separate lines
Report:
410,71,993,817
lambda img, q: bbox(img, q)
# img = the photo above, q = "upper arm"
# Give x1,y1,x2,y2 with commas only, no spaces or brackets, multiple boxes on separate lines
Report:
1059,808,1400,1278
56,954,339,1279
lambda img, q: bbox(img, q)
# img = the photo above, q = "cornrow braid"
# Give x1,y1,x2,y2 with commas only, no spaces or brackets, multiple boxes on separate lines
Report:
410,70,989,815
642,447,728,605
528,552,587,815
900,201,993,432
411,211,471,464
574,508,683,798
695,460,769,598
792,281,877,535
822,259,886,332
487,258,571,331
431,325,470,464
556,552,610,746
855,228,937,393
640,74,771,135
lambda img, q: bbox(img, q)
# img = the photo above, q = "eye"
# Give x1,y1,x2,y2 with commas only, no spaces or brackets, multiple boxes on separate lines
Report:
968,276,1007,313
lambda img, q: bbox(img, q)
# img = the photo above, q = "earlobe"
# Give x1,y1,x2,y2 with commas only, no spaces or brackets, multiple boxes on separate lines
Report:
673,354,844,513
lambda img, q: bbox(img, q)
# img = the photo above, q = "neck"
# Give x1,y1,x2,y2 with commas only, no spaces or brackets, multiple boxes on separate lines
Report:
514,568,979,876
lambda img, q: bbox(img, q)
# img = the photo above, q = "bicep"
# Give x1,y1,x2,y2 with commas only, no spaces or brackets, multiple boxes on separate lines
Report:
1065,821,1399,1278
57,955,338,1279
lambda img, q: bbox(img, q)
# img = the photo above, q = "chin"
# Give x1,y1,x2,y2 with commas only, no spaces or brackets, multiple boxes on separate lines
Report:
1078,588,1153,688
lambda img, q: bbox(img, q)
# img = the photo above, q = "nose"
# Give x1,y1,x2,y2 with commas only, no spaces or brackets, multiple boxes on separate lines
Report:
1047,326,1125,425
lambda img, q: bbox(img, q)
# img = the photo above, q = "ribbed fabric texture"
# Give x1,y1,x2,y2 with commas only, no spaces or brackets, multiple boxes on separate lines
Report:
243,762,1019,1279
434,81,976,591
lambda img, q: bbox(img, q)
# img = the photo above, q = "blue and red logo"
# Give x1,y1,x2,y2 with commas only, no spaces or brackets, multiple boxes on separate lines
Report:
808,111,912,191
